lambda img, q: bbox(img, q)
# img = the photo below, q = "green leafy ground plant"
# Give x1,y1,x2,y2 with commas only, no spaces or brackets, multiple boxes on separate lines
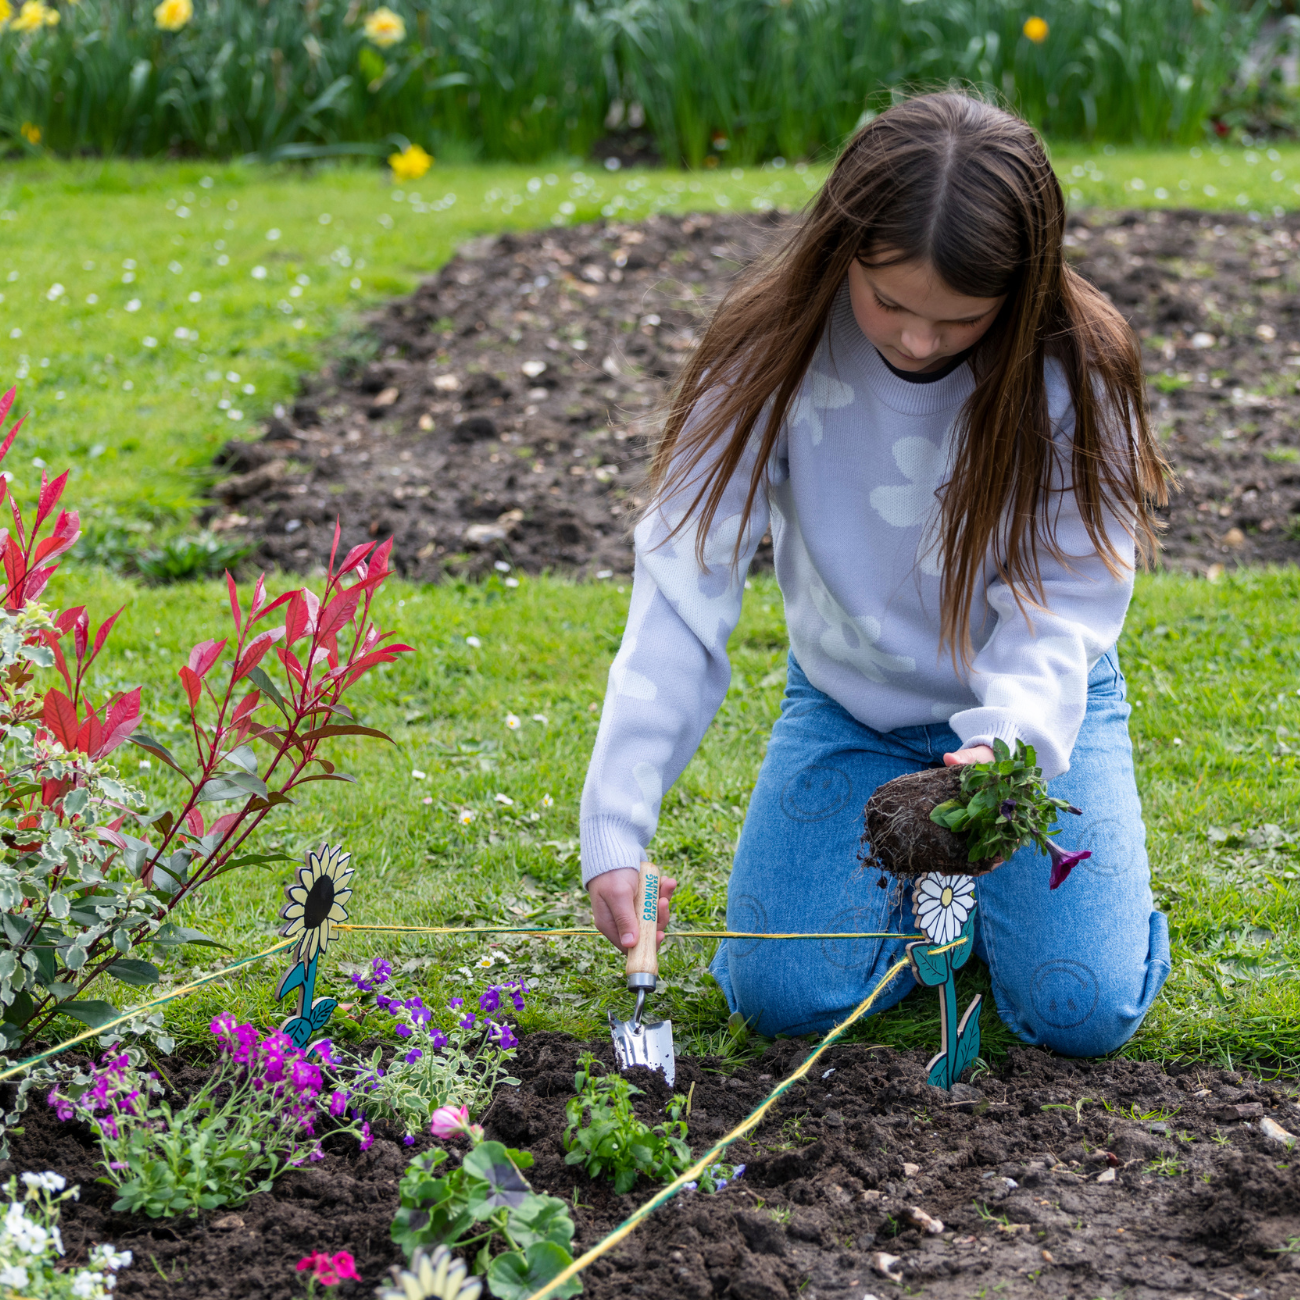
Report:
562,1051,691,1194
392,1106,580,1300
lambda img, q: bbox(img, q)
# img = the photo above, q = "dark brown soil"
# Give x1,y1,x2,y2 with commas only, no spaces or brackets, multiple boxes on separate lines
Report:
860,767,998,879
7,1034,1300,1299
208,207,1300,582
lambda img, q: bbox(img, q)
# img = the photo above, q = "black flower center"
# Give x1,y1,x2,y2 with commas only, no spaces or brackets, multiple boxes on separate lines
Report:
303,873,336,930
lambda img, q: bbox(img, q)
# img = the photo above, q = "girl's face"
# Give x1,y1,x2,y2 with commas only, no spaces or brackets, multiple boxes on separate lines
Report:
848,255,1005,374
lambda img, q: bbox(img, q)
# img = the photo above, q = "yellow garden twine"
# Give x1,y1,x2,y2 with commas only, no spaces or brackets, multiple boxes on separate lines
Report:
336,923,924,942
0,922,928,1082
521,943,968,1300
0,938,296,1083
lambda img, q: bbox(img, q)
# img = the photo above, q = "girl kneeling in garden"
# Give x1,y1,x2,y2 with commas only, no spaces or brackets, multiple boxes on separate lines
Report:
579,92,1171,1057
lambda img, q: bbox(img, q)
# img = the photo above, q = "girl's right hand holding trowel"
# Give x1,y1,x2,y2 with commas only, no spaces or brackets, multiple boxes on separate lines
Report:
589,865,676,952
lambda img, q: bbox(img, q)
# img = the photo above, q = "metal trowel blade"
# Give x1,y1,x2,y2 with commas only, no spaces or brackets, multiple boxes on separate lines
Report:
608,1010,676,1086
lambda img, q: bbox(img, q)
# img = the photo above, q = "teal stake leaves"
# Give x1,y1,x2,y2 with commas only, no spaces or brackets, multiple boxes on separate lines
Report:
907,874,981,1091
275,843,354,1051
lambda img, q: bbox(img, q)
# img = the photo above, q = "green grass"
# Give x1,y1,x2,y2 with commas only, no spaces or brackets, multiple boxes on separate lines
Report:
4,151,1300,1074
39,563,1300,1074
0,144,1297,533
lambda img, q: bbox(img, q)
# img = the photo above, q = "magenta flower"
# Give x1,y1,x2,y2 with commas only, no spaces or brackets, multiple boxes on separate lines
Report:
360,1121,374,1152
328,1091,348,1118
429,1103,482,1142
1047,839,1092,890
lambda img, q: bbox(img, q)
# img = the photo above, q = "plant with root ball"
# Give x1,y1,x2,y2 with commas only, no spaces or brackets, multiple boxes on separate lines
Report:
928,739,1089,886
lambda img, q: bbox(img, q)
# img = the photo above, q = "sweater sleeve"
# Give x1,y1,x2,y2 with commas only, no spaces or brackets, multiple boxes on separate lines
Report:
579,441,772,885
947,385,1136,782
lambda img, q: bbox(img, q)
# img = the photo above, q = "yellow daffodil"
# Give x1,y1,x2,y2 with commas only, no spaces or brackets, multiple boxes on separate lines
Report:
11,1,59,31
153,0,192,32
19,122,40,145
364,6,405,48
389,143,432,181
1022,15,1049,43
0,0,11,25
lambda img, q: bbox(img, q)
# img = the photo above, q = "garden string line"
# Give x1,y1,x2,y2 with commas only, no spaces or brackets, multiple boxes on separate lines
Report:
336,923,926,941
0,924,928,1082
522,937,970,1300
0,938,297,1083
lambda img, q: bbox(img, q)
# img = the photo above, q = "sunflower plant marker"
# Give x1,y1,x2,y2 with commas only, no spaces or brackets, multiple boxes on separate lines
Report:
276,844,354,1051
907,873,981,1092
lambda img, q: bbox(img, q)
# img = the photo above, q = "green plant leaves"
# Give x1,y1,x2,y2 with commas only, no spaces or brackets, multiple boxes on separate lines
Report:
487,1242,582,1300
463,1142,531,1213
52,999,120,1029
105,958,161,987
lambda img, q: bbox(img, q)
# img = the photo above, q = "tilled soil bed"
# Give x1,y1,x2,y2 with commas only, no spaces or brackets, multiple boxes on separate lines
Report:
209,207,1300,580
8,1034,1300,1299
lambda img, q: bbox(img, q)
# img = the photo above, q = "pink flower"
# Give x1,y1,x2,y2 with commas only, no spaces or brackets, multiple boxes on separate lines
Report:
429,1104,472,1139
328,1091,348,1117
1047,839,1092,890
360,1121,373,1152
330,1253,360,1282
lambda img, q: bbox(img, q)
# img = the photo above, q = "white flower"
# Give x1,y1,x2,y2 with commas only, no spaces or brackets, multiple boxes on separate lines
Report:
541,794,553,807
411,769,426,780
91,1244,132,1271
0,1264,29,1288
465,635,481,649
251,266,268,280
71,1270,101,1298
494,793,514,806
911,873,975,946
477,954,495,969
505,714,521,731
124,299,141,312
458,809,475,825
22,1171,66,1192
532,714,548,726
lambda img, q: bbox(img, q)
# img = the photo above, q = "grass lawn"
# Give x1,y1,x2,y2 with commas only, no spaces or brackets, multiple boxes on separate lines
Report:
3,144,1300,1075
42,562,1300,1075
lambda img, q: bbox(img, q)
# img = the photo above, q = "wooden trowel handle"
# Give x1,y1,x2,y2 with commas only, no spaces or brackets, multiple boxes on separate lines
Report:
624,861,660,982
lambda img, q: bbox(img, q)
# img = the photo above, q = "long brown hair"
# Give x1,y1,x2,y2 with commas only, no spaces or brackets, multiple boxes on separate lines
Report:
649,91,1169,663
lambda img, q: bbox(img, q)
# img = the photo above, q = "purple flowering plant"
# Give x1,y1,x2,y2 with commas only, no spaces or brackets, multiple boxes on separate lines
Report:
45,1015,365,1219
325,965,527,1143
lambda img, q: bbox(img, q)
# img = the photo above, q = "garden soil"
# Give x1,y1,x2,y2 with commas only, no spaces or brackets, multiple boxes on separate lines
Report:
210,207,1300,581
7,1033,1300,1299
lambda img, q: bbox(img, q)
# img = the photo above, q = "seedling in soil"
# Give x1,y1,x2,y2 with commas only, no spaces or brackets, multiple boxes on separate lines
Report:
562,1052,692,1194
391,1109,580,1300
1146,1156,1188,1177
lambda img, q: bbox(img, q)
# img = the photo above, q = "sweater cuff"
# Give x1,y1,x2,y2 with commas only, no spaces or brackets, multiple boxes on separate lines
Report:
948,713,1022,757
580,816,648,887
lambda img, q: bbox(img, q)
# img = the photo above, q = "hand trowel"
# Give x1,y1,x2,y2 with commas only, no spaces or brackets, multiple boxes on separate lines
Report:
607,862,676,1085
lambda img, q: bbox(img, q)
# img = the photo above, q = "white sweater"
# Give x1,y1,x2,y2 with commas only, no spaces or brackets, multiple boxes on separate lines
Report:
579,286,1135,885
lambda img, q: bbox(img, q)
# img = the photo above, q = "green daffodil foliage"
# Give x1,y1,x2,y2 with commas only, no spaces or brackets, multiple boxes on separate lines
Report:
929,738,1080,864
906,900,981,1092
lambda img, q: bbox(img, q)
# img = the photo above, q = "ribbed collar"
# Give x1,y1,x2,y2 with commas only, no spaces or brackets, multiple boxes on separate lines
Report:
824,280,977,417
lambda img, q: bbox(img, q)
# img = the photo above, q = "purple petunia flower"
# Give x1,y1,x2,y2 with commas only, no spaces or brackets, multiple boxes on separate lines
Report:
479,987,501,1014
404,1135,416,1146
999,798,1018,818
403,1048,423,1064
429,1030,448,1050
395,1024,413,1039
458,1013,476,1030
1047,839,1092,890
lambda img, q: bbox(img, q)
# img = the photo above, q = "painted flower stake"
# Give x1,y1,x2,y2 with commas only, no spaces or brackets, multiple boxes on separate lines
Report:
908,872,982,1091
276,843,354,1051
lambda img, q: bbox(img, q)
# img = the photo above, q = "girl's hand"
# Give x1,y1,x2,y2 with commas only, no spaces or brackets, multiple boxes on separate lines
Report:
943,745,996,767
588,865,677,952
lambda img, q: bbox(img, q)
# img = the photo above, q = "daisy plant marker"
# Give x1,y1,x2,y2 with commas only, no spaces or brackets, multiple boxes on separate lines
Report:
907,872,981,1092
276,843,354,1051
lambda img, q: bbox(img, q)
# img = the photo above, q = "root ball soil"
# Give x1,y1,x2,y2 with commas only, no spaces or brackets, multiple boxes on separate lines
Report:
6,1035,1300,1299
211,208,1300,580
860,766,998,879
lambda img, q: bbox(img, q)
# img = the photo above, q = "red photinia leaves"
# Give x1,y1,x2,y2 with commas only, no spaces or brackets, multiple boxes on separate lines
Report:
41,687,141,759
51,605,122,699
179,638,228,705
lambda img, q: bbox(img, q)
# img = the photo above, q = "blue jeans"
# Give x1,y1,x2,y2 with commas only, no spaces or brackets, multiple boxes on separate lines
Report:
709,652,1171,1056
